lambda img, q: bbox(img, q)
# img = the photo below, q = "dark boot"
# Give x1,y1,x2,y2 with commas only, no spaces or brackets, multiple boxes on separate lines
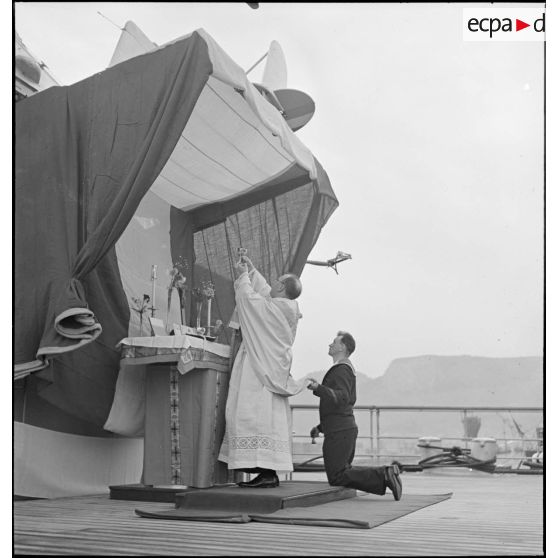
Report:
238,471,279,488
384,463,402,500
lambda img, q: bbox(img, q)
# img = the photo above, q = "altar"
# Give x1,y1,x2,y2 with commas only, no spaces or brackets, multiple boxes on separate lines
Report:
109,335,236,493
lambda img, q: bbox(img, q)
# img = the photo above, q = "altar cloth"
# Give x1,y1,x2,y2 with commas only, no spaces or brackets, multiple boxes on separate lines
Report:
104,335,231,437
117,335,231,359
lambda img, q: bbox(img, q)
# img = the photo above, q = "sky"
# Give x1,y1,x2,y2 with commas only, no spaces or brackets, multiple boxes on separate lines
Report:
12,2,546,379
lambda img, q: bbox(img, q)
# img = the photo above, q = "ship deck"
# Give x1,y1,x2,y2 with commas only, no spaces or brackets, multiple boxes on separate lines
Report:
13,470,544,556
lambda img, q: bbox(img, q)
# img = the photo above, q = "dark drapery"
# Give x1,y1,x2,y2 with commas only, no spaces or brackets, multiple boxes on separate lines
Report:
15,31,213,365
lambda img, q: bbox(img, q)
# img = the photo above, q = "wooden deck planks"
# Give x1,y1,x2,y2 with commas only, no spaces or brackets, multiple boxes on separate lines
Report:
14,472,543,556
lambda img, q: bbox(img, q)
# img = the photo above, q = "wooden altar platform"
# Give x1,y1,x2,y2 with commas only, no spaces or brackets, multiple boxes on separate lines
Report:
13,471,544,555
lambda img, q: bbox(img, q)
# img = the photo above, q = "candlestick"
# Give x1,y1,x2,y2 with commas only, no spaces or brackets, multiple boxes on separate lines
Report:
195,301,203,330
150,264,157,317
206,298,212,333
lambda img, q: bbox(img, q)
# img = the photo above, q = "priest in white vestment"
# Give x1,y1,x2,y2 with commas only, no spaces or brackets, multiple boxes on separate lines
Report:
218,257,308,488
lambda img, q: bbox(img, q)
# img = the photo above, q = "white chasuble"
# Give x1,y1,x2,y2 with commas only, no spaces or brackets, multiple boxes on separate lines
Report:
218,269,306,472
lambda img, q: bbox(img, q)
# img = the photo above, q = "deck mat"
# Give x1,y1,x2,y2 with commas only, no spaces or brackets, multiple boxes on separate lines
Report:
136,492,453,529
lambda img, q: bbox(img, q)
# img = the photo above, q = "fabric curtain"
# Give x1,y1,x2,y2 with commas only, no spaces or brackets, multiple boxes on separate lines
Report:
15,31,213,365
188,158,338,345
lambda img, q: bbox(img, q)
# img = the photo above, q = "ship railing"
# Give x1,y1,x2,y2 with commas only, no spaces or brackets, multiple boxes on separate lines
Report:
289,404,543,466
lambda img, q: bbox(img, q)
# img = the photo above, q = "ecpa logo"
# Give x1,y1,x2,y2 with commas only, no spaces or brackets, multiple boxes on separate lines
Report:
463,8,545,42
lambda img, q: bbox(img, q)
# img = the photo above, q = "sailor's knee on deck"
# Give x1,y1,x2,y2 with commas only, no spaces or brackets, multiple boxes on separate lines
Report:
328,466,351,487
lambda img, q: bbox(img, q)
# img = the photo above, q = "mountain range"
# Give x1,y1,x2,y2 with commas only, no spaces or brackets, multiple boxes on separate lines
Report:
292,355,543,407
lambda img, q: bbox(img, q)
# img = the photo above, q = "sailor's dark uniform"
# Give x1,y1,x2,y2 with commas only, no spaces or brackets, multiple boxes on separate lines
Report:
312,359,388,494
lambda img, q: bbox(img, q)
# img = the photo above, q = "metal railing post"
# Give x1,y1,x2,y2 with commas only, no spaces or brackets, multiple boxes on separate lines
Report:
289,405,294,480
375,408,381,464
369,408,375,461
462,408,469,450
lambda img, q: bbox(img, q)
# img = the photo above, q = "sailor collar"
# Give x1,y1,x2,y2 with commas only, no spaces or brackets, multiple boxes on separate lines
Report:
334,357,356,375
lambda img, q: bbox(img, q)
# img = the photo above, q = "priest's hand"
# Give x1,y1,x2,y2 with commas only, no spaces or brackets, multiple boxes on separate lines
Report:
241,256,255,271
234,260,248,277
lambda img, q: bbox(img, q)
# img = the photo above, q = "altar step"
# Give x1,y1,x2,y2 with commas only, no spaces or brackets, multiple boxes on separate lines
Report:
110,484,195,502
176,481,356,513
110,481,356,512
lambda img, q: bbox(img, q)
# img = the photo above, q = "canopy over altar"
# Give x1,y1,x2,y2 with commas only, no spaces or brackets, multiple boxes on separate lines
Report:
15,26,338,435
